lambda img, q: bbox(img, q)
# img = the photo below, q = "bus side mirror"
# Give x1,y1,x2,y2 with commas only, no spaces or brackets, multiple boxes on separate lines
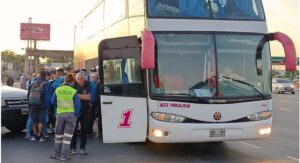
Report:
272,32,297,71
141,29,155,70
256,32,297,75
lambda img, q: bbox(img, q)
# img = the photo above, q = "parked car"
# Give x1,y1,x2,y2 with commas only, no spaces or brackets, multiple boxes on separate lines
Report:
1,85,29,132
272,78,295,94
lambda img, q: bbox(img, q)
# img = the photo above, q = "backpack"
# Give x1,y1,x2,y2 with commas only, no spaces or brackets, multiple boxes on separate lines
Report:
28,81,46,107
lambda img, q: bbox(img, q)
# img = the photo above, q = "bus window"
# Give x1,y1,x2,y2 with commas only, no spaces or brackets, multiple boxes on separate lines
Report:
149,34,216,98
210,0,264,20
148,0,209,18
147,0,265,20
103,58,145,97
216,34,271,98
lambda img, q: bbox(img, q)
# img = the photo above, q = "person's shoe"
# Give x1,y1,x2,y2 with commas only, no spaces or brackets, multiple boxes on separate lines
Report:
49,154,61,160
29,136,36,141
34,135,39,140
39,137,45,142
25,134,31,140
60,156,71,161
88,131,96,137
70,149,77,154
79,149,88,155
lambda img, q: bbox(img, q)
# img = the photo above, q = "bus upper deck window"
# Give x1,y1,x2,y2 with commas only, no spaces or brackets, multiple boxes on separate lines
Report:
211,0,263,20
149,0,207,18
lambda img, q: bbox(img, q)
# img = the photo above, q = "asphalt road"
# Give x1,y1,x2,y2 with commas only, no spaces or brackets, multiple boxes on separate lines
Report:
1,92,299,163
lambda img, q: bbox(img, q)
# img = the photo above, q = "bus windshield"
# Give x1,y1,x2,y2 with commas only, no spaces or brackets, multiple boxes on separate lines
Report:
148,0,264,20
149,33,271,101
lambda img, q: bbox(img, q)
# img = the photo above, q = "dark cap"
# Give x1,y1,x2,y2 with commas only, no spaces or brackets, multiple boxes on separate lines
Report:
39,70,46,78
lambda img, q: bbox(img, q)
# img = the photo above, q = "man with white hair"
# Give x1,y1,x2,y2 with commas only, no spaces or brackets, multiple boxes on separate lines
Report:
70,72,92,155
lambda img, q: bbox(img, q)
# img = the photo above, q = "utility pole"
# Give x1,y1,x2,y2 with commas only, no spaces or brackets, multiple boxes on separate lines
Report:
24,17,32,76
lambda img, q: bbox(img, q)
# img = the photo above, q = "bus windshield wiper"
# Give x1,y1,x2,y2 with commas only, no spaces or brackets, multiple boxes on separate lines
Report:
152,93,209,103
221,76,265,99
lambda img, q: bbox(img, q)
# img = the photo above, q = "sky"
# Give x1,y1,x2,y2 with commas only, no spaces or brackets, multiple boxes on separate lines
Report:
0,0,299,57
0,0,96,53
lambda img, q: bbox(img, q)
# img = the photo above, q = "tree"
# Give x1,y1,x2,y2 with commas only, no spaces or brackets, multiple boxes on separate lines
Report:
1,50,25,63
1,50,25,80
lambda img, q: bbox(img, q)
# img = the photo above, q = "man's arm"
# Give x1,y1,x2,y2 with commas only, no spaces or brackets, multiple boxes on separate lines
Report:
78,94,91,100
73,93,81,117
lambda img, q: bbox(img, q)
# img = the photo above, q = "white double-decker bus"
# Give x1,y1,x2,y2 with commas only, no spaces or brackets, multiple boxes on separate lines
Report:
74,0,296,143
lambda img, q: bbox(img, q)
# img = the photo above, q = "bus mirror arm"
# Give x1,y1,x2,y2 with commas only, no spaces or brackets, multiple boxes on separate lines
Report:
255,32,297,75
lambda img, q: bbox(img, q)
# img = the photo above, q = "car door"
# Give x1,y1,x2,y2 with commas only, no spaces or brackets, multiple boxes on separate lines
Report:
99,36,148,143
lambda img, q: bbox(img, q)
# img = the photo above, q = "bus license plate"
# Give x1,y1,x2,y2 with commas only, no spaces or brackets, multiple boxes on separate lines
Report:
209,129,225,137
21,109,29,115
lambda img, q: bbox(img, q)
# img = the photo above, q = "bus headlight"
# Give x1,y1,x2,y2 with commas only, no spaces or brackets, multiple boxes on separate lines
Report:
259,127,272,135
247,111,272,121
151,112,186,123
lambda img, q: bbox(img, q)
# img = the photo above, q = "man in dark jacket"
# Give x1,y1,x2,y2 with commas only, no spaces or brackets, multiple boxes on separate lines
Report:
70,71,92,155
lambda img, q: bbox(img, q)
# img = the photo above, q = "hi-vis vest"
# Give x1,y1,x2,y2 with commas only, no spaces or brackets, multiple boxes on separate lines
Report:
56,85,76,114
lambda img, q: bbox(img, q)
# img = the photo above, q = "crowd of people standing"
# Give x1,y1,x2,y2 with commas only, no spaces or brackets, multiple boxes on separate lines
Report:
24,67,101,161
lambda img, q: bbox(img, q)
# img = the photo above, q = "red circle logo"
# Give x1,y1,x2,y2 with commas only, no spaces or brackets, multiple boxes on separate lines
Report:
213,112,222,121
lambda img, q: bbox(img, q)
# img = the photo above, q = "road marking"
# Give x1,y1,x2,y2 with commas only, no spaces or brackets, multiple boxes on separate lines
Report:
287,156,299,161
279,108,290,111
239,141,262,149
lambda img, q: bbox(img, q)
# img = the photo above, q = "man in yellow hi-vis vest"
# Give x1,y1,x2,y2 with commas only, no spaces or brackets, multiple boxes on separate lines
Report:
50,73,81,161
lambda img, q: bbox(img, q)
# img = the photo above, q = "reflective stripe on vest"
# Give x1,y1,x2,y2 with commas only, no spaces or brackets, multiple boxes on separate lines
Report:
56,85,76,114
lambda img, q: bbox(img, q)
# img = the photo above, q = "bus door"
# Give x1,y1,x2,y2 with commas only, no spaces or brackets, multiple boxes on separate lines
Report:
98,36,147,143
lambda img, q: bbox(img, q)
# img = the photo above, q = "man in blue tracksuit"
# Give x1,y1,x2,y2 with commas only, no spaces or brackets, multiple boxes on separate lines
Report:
27,70,51,141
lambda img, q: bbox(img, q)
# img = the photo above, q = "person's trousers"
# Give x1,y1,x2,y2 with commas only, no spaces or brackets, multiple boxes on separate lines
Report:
25,114,33,137
87,107,96,133
70,112,88,150
42,108,49,134
54,113,77,158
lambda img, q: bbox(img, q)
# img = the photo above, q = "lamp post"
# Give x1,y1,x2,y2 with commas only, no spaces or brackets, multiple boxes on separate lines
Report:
24,17,32,76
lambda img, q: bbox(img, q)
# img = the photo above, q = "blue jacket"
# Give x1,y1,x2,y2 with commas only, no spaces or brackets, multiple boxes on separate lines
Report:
52,76,65,90
89,81,97,104
51,84,81,117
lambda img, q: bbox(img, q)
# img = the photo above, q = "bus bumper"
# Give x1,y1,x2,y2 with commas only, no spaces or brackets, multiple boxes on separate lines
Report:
148,117,272,143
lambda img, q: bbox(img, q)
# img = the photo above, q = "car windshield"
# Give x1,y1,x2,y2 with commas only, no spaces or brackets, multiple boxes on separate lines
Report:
276,79,291,84
149,33,271,101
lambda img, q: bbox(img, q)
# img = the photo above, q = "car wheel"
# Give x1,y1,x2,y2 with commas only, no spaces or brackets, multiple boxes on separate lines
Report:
6,126,25,132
